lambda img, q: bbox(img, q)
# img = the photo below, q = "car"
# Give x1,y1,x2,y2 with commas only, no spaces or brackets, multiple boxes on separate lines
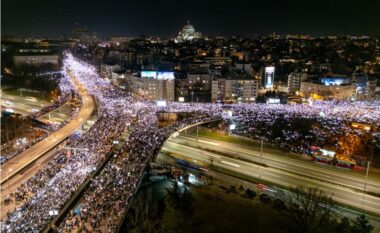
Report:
259,193,271,203
0,157,6,165
25,96,38,102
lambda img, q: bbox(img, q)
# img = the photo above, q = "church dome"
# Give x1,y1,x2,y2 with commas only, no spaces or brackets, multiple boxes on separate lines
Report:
183,24,195,30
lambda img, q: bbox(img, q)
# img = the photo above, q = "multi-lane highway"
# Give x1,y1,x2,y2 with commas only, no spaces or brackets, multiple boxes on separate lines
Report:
0,72,95,185
1,91,72,123
161,134,380,215
1,92,47,116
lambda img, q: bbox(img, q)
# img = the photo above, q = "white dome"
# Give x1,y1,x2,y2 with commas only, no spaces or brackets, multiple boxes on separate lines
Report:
183,24,195,30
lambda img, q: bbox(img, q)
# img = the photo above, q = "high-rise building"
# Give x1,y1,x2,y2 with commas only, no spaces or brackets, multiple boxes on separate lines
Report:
263,66,275,89
217,78,259,103
287,72,308,94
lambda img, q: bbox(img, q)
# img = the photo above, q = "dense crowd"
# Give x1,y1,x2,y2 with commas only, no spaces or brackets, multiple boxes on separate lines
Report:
229,101,380,157
30,71,75,119
0,71,81,163
1,53,379,233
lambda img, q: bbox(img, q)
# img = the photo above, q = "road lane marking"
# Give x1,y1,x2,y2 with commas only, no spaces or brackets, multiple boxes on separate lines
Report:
312,171,331,178
360,198,380,206
220,160,240,168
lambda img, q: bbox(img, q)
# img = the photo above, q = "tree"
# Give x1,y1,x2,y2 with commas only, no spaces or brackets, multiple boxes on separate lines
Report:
165,180,193,215
335,217,352,233
278,187,334,233
351,214,374,233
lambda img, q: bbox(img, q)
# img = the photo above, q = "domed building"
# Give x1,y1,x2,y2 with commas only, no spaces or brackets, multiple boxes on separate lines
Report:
175,21,202,43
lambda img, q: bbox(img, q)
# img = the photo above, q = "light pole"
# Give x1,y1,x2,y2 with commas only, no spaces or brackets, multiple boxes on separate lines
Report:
364,143,376,195
260,138,264,163
196,125,199,143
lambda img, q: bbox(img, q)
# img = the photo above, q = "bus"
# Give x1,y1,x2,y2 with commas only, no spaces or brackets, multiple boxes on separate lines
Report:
335,159,356,169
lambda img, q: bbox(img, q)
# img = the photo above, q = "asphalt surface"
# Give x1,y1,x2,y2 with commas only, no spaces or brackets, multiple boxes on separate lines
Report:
1,93,47,116
162,134,380,215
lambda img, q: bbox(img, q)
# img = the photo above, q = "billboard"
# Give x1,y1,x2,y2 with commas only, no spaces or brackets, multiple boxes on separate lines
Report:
141,71,174,80
264,66,275,89
157,71,174,80
141,71,157,79
267,98,280,104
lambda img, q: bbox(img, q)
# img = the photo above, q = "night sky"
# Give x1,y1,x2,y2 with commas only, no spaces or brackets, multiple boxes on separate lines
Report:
2,0,380,38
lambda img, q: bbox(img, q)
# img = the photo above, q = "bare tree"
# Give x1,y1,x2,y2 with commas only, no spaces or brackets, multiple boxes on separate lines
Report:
278,186,334,233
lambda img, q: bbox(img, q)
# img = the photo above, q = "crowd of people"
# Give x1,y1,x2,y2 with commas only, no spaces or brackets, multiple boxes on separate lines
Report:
228,101,380,158
1,53,379,233
30,71,74,119
0,71,81,163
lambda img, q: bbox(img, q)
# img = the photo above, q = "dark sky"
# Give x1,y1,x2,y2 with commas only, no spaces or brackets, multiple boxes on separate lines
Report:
2,0,380,38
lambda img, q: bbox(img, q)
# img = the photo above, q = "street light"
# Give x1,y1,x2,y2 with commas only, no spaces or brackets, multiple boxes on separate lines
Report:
260,138,264,163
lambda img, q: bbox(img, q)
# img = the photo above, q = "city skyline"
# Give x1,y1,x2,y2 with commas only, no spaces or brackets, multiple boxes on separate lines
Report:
2,0,380,38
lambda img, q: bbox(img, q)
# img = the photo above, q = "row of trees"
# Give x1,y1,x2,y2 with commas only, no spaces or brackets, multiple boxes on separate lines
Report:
278,187,374,233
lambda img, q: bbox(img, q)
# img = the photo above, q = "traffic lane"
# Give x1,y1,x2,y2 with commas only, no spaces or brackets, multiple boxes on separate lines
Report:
1,104,30,116
1,100,41,116
172,136,380,194
168,138,380,195
213,158,380,215
177,134,380,182
2,94,47,108
156,153,380,231
162,144,380,215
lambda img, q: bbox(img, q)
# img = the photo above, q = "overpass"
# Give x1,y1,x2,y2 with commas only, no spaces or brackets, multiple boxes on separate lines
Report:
0,71,95,186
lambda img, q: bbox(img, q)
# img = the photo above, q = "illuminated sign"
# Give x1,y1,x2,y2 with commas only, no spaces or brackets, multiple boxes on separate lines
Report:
141,71,157,79
141,71,175,80
156,100,167,107
157,71,174,80
320,77,350,86
178,97,185,102
264,66,275,89
267,98,280,104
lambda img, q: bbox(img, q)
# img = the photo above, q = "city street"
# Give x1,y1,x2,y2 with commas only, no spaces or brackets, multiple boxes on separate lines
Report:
161,134,380,215
1,92,47,116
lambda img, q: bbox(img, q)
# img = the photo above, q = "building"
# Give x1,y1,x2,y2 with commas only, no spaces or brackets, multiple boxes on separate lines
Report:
13,54,59,67
352,73,377,100
216,77,259,103
125,72,175,101
263,66,275,89
100,63,122,79
187,73,212,91
300,81,354,100
363,80,377,100
175,21,202,43
287,72,308,94
110,36,132,45
72,27,98,44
